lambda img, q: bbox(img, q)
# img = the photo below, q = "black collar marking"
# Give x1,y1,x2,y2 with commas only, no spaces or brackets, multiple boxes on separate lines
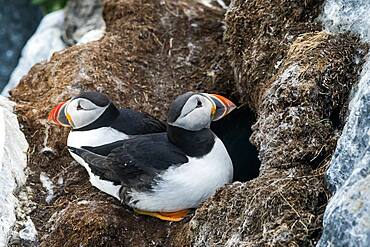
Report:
167,125,215,158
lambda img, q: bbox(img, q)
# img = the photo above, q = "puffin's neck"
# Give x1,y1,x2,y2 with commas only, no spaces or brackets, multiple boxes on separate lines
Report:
167,125,215,158
73,103,120,131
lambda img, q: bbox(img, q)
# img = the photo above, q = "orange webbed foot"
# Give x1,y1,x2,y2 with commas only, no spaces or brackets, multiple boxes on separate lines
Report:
134,209,189,221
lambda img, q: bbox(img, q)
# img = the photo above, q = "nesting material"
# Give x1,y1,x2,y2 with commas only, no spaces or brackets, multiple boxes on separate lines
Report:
224,0,324,110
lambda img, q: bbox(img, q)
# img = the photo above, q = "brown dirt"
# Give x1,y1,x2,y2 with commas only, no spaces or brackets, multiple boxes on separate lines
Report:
186,168,328,246
224,0,324,111
40,201,187,246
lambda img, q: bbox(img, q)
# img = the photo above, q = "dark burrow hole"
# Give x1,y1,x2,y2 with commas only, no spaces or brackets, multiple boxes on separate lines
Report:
329,107,342,129
211,106,261,182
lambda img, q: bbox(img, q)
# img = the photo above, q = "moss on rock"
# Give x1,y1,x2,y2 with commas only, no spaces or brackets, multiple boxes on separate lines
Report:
252,32,366,171
224,0,324,110
184,31,366,246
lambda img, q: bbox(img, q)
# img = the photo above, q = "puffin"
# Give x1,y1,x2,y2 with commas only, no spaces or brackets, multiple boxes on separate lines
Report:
48,91,166,198
68,92,236,221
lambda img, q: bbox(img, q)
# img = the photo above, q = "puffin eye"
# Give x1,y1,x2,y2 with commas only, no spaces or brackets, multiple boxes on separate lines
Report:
76,102,83,111
196,99,202,108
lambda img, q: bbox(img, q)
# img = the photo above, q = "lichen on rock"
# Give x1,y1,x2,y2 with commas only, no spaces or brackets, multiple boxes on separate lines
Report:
252,32,366,171
318,27,370,247
63,0,106,46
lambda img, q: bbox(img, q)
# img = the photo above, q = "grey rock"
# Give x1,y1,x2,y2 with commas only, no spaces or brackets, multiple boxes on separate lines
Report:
0,96,28,246
1,11,66,97
319,0,370,42
0,0,42,90
63,0,105,46
318,0,370,245
325,64,370,192
2,1,106,97
318,56,370,247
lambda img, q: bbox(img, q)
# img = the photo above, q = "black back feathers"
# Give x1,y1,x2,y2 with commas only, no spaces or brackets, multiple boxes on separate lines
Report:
69,133,189,192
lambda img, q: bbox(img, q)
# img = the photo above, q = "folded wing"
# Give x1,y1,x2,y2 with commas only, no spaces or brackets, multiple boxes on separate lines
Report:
69,133,188,192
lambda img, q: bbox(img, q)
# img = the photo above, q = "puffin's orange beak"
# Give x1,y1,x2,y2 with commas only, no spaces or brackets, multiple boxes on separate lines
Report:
48,101,70,127
203,93,237,121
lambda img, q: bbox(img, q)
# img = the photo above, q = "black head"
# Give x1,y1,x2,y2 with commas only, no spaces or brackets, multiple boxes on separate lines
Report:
167,92,196,124
76,91,111,107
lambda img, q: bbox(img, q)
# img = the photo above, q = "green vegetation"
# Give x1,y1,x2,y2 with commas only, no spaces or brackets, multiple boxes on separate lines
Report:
32,0,68,13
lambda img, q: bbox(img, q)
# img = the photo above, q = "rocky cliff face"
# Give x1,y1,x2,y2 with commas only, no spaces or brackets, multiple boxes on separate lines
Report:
317,0,370,246
185,31,366,246
224,0,324,110
9,0,367,246
0,97,28,246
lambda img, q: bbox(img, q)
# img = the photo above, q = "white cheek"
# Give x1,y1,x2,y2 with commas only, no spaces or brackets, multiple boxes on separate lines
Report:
67,105,106,129
76,110,103,128
176,107,211,130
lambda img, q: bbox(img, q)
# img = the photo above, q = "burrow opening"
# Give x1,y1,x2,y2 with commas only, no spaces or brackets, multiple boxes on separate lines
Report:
211,105,261,182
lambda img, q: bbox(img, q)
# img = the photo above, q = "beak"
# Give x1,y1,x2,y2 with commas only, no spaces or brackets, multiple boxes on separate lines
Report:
203,93,237,121
47,101,71,127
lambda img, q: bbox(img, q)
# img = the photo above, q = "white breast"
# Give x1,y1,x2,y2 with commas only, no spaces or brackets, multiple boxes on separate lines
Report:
67,127,129,148
69,153,121,199
129,137,233,212
67,127,129,199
